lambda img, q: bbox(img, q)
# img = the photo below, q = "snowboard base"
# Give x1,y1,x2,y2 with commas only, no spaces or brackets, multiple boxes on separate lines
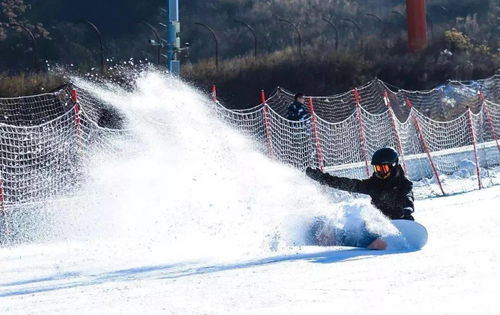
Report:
306,217,428,250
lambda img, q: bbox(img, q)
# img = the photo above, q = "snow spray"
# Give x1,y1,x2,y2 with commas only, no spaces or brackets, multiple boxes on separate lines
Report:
11,71,398,264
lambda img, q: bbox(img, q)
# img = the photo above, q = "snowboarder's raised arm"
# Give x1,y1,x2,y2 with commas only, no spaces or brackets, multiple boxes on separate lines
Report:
305,167,370,195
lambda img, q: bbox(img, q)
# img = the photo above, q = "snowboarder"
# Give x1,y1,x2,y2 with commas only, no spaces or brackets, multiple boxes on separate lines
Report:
306,147,415,221
305,148,414,250
287,93,310,121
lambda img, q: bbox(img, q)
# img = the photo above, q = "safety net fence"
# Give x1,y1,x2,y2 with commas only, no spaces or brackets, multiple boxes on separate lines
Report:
0,75,498,239
214,75,500,198
0,85,130,240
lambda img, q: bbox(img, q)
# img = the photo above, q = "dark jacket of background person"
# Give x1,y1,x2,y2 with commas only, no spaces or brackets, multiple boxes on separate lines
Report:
287,101,310,121
306,165,415,220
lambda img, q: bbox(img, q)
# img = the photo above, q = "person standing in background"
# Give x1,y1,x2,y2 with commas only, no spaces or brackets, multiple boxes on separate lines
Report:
287,93,310,121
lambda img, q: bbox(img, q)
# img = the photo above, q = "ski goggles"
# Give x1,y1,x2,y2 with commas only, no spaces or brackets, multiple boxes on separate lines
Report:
372,164,391,175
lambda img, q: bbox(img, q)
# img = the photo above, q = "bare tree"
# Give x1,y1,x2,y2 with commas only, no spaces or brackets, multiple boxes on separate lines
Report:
0,0,49,41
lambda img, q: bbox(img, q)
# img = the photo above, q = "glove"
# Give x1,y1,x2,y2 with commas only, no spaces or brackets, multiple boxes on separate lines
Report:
401,207,415,221
306,167,324,182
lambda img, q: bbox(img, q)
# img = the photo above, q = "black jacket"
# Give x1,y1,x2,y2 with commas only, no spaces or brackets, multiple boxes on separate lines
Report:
307,166,415,220
287,101,310,121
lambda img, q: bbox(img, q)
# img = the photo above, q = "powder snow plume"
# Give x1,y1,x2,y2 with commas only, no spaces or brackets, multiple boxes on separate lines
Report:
14,70,397,266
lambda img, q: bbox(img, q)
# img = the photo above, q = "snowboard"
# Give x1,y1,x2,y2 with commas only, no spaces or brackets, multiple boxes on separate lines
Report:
305,217,428,250
383,219,428,250
305,217,381,248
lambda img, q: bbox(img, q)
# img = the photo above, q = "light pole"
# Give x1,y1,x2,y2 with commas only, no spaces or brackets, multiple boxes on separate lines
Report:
427,13,434,42
278,18,302,56
166,0,181,74
390,10,406,43
194,22,219,70
341,18,364,50
138,21,162,65
8,23,40,72
365,13,386,35
391,10,406,23
79,20,104,74
234,20,257,59
322,18,339,52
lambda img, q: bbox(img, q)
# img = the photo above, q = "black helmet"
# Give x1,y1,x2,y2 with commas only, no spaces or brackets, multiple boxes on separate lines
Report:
371,148,399,179
371,147,399,166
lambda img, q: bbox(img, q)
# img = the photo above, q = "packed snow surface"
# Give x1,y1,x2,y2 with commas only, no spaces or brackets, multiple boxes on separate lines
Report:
1,72,499,314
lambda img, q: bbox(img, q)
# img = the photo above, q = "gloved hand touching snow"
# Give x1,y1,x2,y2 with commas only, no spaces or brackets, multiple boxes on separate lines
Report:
400,207,415,221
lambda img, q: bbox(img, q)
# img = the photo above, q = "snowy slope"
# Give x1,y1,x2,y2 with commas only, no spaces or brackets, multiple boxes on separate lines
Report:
1,73,500,314
1,186,499,314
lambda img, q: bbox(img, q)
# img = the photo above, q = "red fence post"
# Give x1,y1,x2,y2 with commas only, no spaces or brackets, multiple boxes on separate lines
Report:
354,88,371,177
466,106,483,190
384,91,408,173
0,178,10,236
406,99,445,195
261,90,274,158
308,97,324,171
211,84,217,102
479,91,500,153
71,89,84,162
71,89,81,137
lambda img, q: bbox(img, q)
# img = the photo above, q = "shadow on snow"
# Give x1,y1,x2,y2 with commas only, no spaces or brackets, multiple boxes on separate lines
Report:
0,247,416,298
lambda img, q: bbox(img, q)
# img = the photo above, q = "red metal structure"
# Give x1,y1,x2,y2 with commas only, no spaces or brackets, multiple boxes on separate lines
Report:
406,0,428,53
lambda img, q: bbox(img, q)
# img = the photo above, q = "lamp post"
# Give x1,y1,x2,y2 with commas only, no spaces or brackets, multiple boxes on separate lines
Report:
365,13,386,35
166,0,181,74
391,10,406,28
138,21,162,65
8,23,40,72
341,18,364,50
322,18,339,52
427,13,434,42
234,20,258,59
79,20,104,74
194,22,219,70
391,10,406,20
278,18,302,56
